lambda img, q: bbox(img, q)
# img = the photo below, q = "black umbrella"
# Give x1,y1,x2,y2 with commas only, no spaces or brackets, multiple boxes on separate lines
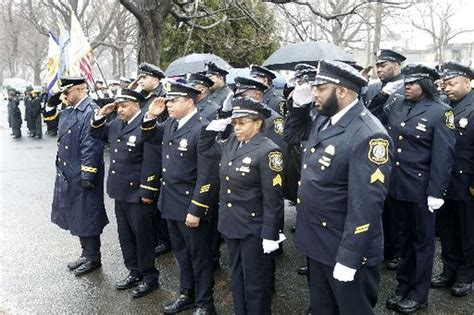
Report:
165,53,232,77
263,41,354,71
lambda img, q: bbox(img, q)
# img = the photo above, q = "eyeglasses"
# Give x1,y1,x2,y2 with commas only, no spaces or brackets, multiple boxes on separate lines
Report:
63,86,82,95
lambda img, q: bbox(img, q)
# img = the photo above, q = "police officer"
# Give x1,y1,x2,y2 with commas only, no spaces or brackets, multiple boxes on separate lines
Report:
430,62,474,297
142,81,218,315
30,89,43,139
187,72,220,121
364,49,406,124
199,97,284,314
137,62,171,256
251,65,286,117
287,60,391,315
50,77,108,276
43,92,61,136
205,62,232,106
90,88,160,298
7,89,22,139
24,88,35,136
384,64,456,313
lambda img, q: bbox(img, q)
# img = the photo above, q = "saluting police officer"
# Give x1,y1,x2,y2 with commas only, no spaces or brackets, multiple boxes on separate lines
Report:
384,64,456,313
137,62,171,256
141,81,218,315
199,97,284,314
49,77,108,276
187,73,220,121
205,62,232,106
364,49,406,124
286,60,392,315
251,65,286,117
431,62,474,297
90,88,160,298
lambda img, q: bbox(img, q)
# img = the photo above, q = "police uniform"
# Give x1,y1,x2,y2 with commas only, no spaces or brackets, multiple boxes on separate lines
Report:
50,77,108,275
90,89,160,297
286,61,391,315
43,93,61,136
30,91,43,138
137,62,171,254
364,49,406,124
7,90,22,138
205,62,233,107
199,97,284,315
141,82,218,313
251,65,286,117
433,62,474,295
385,65,455,310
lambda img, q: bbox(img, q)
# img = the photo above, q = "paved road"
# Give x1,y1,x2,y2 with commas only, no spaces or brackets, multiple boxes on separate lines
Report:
0,100,472,314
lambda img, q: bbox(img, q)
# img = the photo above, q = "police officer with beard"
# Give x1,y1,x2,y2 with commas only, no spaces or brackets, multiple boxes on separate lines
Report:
287,60,391,315
205,62,232,106
431,62,474,297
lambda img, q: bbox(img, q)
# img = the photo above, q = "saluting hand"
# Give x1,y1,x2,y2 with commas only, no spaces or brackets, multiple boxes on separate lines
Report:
98,102,117,116
147,97,166,118
185,213,200,228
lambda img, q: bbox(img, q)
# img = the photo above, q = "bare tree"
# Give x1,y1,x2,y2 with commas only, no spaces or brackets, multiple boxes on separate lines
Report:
409,0,474,64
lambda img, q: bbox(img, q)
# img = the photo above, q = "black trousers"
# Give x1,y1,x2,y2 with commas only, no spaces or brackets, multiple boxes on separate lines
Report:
392,199,435,303
308,258,379,315
383,197,400,260
226,236,272,315
437,199,474,283
155,207,171,247
209,205,222,267
11,127,21,137
115,200,159,282
167,219,214,308
33,115,42,138
79,235,101,262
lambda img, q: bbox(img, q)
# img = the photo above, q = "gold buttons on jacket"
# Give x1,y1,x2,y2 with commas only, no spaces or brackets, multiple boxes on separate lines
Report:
225,176,230,181
310,148,315,153
396,162,400,166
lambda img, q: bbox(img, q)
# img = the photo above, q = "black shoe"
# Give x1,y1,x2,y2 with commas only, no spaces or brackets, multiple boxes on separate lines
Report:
193,305,216,315
451,282,472,297
290,226,296,233
386,258,400,271
386,295,404,310
163,293,196,314
49,131,57,136
115,275,143,290
431,274,453,288
397,299,428,313
297,266,308,275
132,281,159,298
33,135,42,139
67,256,87,270
73,260,101,276
155,242,172,257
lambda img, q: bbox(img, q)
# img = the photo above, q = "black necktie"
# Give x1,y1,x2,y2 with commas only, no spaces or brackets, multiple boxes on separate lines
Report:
122,121,127,129
172,120,178,132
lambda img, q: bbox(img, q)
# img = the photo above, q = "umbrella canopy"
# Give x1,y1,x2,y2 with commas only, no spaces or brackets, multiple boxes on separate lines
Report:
263,41,354,71
165,53,232,77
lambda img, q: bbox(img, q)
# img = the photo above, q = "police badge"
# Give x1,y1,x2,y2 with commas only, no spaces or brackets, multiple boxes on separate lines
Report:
127,135,137,147
178,138,188,151
445,111,455,129
368,138,389,165
273,118,284,136
268,151,283,172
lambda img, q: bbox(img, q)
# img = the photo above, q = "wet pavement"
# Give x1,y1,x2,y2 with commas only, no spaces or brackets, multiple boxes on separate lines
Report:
0,100,473,314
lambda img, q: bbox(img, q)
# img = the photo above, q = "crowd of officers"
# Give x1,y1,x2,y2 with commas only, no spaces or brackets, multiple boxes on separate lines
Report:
42,49,474,315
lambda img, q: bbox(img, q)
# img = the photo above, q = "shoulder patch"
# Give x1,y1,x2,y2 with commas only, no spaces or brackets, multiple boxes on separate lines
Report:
273,117,284,136
445,110,455,129
368,138,389,165
278,100,286,116
268,151,283,172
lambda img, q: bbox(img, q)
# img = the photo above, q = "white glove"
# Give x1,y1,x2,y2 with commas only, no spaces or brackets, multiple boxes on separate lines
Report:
262,239,279,254
427,196,444,213
206,118,232,132
222,92,234,112
292,83,313,107
382,79,404,95
333,262,357,282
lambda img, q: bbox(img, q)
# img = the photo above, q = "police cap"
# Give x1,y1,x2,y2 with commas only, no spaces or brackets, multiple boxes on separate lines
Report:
234,76,268,95
205,62,229,76
402,64,440,83
59,76,86,91
376,49,406,65
164,81,201,100
250,64,276,81
187,72,214,88
231,96,271,119
311,60,368,92
138,62,165,79
440,61,474,80
114,88,146,103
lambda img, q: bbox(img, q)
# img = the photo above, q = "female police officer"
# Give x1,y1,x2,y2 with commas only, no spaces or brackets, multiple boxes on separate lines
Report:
199,97,284,315
384,64,456,313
